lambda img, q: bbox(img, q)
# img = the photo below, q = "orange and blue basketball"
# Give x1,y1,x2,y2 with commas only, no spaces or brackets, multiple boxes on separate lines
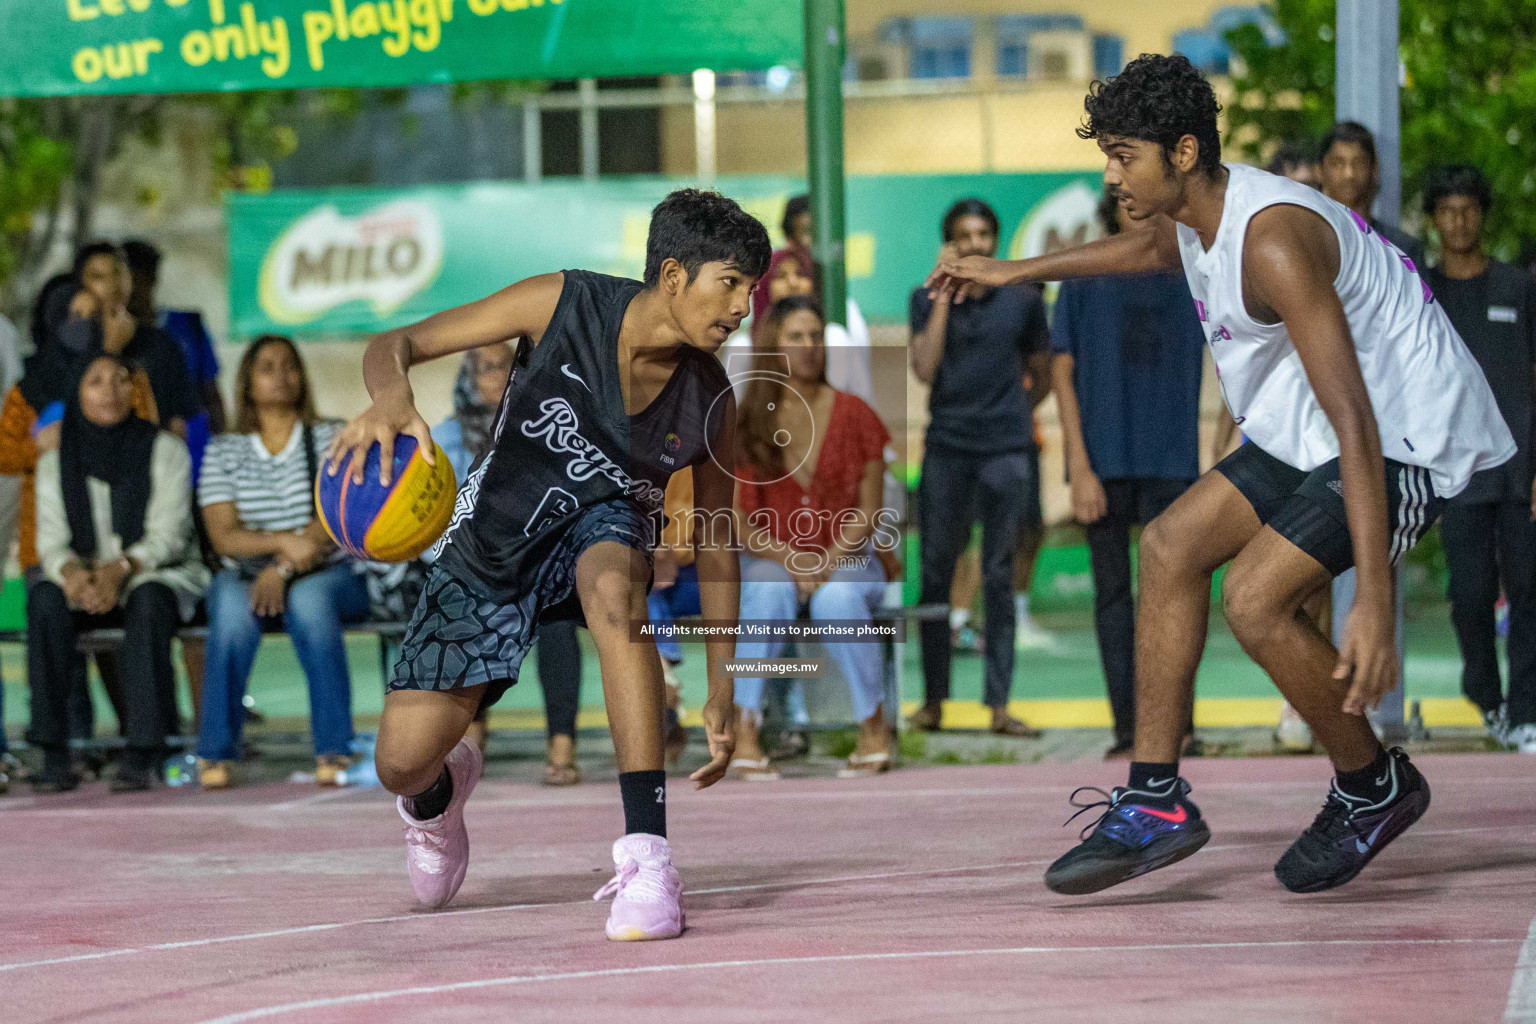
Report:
314,435,456,563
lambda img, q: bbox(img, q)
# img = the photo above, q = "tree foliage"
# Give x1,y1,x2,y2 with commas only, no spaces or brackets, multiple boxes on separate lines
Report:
1224,0,1536,258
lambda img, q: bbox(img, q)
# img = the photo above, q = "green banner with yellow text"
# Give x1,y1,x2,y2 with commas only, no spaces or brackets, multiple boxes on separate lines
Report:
0,0,800,97
227,172,1104,337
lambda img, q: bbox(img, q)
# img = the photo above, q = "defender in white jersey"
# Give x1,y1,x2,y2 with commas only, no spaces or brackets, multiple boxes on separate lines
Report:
929,55,1514,896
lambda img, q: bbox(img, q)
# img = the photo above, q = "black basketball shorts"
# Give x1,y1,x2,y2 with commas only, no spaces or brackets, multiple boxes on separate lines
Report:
1214,442,1443,577
388,498,653,708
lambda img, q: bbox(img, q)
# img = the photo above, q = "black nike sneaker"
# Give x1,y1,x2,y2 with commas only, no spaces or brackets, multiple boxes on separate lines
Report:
1274,747,1430,893
1044,778,1211,895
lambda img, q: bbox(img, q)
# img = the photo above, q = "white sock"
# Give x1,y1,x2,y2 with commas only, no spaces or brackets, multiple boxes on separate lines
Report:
949,608,971,631
1014,593,1030,621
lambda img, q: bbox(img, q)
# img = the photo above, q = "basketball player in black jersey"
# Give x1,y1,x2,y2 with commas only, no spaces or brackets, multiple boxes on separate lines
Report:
327,190,770,940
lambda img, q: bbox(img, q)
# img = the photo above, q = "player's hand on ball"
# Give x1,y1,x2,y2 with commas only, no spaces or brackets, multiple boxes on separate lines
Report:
1336,599,1398,715
1070,469,1109,524
690,691,736,791
326,391,435,486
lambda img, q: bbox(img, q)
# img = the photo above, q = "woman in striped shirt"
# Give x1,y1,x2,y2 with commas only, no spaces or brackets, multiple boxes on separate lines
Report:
194,336,369,789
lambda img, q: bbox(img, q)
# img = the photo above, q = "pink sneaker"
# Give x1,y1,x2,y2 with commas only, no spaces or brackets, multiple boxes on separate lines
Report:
593,834,685,940
397,737,482,909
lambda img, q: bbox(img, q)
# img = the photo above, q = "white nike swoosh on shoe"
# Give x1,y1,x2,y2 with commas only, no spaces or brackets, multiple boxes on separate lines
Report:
1145,777,1175,789
1355,820,1388,854
562,364,592,393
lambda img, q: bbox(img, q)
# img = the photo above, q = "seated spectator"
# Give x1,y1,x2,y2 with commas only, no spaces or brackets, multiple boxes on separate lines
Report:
27,355,209,793
195,335,368,789
432,344,587,784
730,296,893,779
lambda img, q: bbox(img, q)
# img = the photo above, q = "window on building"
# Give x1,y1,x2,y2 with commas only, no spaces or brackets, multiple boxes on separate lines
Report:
994,14,1084,80
1092,34,1124,78
908,17,973,80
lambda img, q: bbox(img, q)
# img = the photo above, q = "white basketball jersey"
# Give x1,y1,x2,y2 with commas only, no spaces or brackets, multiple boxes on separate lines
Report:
1177,162,1514,498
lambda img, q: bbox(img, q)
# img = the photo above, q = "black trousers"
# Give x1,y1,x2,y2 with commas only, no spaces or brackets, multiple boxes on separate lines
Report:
536,619,582,740
1084,478,1192,746
919,449,1032,708
26,580,179,757
1441,500,1536,726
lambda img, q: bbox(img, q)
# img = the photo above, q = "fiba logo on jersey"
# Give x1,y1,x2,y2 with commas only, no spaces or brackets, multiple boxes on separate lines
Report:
258,200,444,326
661,432,681,465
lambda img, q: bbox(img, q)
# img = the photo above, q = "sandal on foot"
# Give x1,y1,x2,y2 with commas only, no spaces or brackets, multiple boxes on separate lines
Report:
729,757,780,781
837,751,891,779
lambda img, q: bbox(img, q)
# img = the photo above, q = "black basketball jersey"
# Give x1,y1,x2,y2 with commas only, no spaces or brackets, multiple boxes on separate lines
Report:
433,270,732,599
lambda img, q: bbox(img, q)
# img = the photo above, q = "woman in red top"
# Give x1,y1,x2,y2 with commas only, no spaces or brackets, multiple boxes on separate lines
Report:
731,295,894,779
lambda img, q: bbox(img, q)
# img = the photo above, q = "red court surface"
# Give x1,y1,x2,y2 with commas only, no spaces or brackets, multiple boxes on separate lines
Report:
3,755,1534,1024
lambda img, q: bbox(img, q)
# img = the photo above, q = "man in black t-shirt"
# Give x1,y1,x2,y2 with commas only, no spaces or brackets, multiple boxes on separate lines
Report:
909,198,1051,736
1423,166,1536,754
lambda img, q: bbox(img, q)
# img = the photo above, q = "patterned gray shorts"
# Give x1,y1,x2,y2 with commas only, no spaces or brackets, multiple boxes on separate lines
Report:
388,500,652,707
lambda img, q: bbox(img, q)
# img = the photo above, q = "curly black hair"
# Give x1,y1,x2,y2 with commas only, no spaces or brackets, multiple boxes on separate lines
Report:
644,188,772,288
1422,164,1492,217
1078,53,1223,177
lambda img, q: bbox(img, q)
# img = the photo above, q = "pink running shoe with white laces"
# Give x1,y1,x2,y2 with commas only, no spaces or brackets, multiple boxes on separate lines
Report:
593,833,685,940
397,737,482,909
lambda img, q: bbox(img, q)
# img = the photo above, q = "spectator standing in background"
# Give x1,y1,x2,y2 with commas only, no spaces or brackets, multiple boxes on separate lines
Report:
194,336,368,790
434,345,587,784
1266,141,1320,189
1051,190,1205,758
28,355,208,792
910,198,1051,736
1319,121,1425,269
781,194,813,253
1423,166,1536,754
123,241,226,481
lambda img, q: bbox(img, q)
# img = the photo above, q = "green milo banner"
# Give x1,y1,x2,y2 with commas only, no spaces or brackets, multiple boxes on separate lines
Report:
227,172,1103,336
0,0,799,97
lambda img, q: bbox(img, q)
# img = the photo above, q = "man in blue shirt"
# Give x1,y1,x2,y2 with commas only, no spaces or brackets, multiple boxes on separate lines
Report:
1050,190,1205,756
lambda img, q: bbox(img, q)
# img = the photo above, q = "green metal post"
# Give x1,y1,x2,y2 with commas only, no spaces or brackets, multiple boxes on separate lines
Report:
803,0,847,326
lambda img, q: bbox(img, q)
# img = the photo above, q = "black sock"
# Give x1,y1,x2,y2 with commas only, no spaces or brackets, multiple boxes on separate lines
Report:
1127,761,1181,807
42,746,71,780
1335,746,1392,804
619,770,667,838
407,768,453,821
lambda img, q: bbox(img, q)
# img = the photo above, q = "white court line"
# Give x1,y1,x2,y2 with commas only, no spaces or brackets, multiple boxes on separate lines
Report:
192,937,1525,1024
6,776,1532,818
1507,915,1536,1023
268,785,380,812
1,824,1527,976
0,860,1037,974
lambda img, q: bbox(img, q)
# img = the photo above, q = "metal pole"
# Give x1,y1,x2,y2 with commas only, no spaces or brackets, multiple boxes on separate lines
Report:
522,95,542,183
803,0,847,327
1336,0,1400,225
692,69,718,186
579,77,599,181
1334,0,1407,740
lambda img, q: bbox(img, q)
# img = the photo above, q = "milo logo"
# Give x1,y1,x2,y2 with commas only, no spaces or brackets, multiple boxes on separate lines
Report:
258,200,444,325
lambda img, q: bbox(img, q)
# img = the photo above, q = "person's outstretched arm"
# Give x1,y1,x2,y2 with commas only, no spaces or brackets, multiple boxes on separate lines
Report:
689,396,740,790
1246,205,1394,714
926,215,1182,296
327,273,565,483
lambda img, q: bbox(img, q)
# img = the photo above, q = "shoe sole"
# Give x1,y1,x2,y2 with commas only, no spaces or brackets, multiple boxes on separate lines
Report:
1045,820,1212,896
1276,784,1431,894
606,913,685,941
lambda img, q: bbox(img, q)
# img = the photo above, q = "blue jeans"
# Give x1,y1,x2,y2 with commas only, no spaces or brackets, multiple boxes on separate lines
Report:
733,554,886,723
196,565,370,761
647,563,700,664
